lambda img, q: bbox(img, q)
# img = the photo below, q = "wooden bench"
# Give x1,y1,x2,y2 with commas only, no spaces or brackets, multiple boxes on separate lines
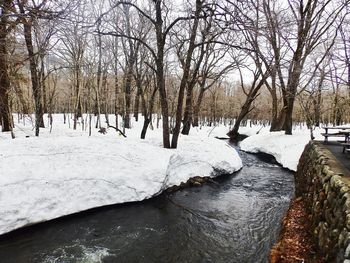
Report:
322,126,350,143
321,132,346,142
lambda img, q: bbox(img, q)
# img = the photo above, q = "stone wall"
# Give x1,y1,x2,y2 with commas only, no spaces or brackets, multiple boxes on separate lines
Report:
295,141,350,262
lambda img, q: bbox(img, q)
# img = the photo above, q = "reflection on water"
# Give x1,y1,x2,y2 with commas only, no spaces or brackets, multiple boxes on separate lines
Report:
0,144,294,263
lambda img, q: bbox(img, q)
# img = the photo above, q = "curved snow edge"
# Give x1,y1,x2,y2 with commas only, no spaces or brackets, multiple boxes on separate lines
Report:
239,131,311,172
0,137,242,236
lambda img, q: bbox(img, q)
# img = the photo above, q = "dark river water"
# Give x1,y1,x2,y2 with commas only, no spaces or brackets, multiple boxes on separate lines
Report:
0,143,294,263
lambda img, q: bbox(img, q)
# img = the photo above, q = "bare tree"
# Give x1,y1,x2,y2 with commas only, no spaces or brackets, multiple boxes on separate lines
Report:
18,0,47,136
120,1,135,128
225,0,270,138
278,0,345,134
98,0,213,148
226,0,346,134
0,0,15,133
192,43,235,128
170,0,205,146
57,8,87,130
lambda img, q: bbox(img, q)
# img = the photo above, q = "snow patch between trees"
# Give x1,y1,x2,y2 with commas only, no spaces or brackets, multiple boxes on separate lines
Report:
0,134,242,236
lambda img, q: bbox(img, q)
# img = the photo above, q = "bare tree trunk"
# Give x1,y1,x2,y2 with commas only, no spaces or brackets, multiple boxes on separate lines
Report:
156,57,170,148
94,25,103,129
181,39,207,135
155,1,170,148
284,97,295,135
40,56,48,114
171,0,202,148
19,6,45,136
283,57,303,134
140,86,157,139
314,75,324,127
181,45,207,135
122,3,136,129
94,86,102,129
102,67,109,126
265,70,279,132
140,90,148,139
0,1,12,132
227,102,251,138
192,88,205,127
123,64,133,128
115,72,119,129
333,89,342,126
269,90,278,131
73,63,82,130
275,106,287,131
227,65,266,138
134,84,141,121
227,80,264,138
113,38,119,129
181,85,194,135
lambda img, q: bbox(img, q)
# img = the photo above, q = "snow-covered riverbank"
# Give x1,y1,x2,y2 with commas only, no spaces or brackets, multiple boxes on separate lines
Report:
239,131,311,171
2,114,344,235
0,114,242,235
238,126,342,171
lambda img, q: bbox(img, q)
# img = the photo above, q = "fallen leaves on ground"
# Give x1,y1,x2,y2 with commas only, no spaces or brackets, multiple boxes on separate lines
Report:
269,197,326,263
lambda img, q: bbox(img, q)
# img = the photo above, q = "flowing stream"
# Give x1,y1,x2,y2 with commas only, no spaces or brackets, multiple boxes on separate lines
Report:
0,142,294,263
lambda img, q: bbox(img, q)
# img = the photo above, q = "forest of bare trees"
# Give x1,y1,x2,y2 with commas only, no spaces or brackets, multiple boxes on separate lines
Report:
0,0,349,147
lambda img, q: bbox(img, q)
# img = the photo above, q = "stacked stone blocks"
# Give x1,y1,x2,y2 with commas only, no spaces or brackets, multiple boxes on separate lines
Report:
295,141,350,262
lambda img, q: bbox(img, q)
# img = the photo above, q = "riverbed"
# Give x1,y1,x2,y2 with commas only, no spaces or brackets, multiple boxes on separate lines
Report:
0,144,294,263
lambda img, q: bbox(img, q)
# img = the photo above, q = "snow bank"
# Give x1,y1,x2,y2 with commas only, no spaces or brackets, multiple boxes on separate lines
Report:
0,116,242,235
239,131,312,171
236,125,270,137
165,136,240,187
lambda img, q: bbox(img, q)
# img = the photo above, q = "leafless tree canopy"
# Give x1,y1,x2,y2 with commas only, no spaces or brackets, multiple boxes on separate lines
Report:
0,0,349,145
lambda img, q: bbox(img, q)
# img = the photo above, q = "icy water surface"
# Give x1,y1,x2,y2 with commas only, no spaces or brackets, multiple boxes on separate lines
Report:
0,143,294,263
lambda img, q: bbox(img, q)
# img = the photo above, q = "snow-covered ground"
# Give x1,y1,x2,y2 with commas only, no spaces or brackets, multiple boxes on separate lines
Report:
239,131,311,171
239,126,344,171
0,114,242,235
1,113,346,235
